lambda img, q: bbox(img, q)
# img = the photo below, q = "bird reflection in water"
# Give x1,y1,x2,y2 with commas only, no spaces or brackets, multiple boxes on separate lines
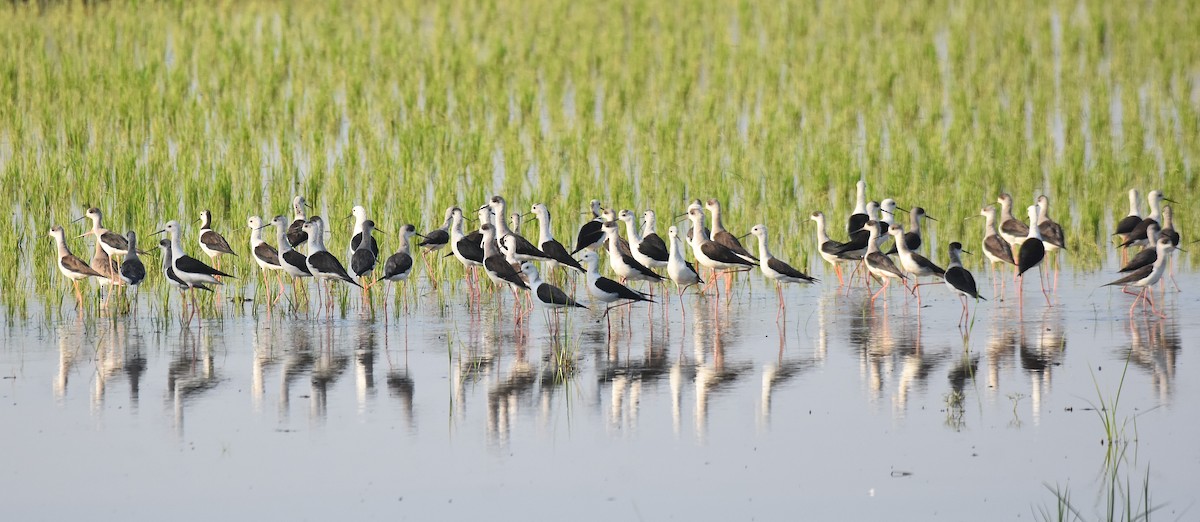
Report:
309,325,351,423
845,296,945,415
167,328,219,437
759,342,811,430
596,318,670,433
251,318,279,413
54,320,86,401
386,369,416,434
944,353,978,431
91,319,147,414
354,319,378,414
985,306,1020,395
450,311,496,425
692,295,751,442
1018,308,1066,425
276,324,315,423
1124,315,1180,403
486,326,533,446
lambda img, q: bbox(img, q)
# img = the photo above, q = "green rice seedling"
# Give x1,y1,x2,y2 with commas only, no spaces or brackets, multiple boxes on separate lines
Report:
1,0,1197,315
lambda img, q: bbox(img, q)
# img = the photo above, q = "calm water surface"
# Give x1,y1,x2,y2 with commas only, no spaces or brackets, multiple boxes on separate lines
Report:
2,269,1197,520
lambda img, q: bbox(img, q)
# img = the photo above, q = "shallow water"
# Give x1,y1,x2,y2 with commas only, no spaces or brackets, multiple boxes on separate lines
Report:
2,268,1197,520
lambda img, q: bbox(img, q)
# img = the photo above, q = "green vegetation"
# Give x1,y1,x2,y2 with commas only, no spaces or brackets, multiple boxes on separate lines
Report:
2,0,1197,315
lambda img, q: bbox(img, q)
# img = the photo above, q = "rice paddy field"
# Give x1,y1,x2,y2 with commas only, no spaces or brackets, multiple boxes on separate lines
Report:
2,0,1199,519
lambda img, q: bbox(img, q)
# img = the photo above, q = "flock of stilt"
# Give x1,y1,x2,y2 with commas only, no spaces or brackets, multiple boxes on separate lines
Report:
47,184,1182,323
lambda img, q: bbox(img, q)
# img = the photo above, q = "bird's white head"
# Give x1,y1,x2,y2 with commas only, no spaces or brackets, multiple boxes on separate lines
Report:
577,250,599,270
997,193,1014,210
292,196,307,215
479,223,496,241
601,220,620,236
520,261,538,280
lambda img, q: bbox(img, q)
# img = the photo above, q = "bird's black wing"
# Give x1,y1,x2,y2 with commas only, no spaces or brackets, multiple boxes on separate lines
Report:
984,235,1015,265
1162,228,1180,247
1104,264,1152,287
485,255,528,289
283,250,312,275
1114,215,1142,236
382,252,414,280
685,261,704,284
351,249,377,277
287,219,308,247
904,231,921,252
833,230,869,256
63,255,105,277
310,251,361,286
537,283,586,308
638,233,670,263
457,236,485,263
912,253,946,277
572,220,604,254
120,258,146,285
1039,222,1066,249
700,241,756,267
1017,239,1045,276
201,230,237,255
713,231,759,262
419,229,449,248
100,230,130,252
254,243,281,266
595,276,651,302
514,234,552,259
621,252,664,280
946,266,983,299
541,239,585,273
1000,218,1030,238
1120,218,1158,246
867,251,905,279
1118,248,1156,273
177,255,235,278
847,213,868,237
768,257,817,282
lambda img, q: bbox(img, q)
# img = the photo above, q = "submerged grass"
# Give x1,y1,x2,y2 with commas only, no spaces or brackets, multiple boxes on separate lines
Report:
1036,353,1163,521
2,0,1198,314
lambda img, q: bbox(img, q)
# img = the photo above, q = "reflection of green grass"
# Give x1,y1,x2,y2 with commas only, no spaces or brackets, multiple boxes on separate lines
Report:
1037,469,1156,522
4,0,1198,315
1037,356,1162,521
1088,358,1137,468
